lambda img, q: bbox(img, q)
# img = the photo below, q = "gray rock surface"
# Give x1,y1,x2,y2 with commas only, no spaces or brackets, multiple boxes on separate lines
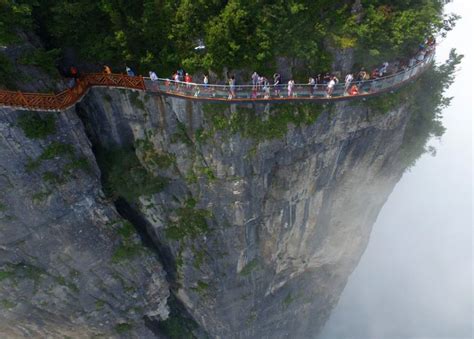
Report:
0,107,169,338
76,87,413,338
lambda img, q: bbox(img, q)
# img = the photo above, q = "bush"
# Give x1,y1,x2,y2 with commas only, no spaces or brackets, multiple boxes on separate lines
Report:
0,53,16,89
18,48,60,77
97,147,167,202
203,103,325,142
111,243,141,263
165,199,211,241
17,112,56,139
39,142,75,160
114,323,132,334
239,259,259,276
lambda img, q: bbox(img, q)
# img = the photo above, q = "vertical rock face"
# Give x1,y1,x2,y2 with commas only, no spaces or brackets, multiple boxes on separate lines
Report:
0,107,169,338
77,88,413,338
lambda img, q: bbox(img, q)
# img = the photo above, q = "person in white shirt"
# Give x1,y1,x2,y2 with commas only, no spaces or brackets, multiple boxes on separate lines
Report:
149,71,158,81
344,73,353,93
252,72,259,89
308,77,315,97
379,62,389,76
416,50,426,62
288,80,295,97
327,77,336,97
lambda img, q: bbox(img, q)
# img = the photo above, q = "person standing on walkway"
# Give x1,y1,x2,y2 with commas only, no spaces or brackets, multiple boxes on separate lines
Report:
173,72,180,90
308,77,315,97
70,66,78,78
288,79,295,97
357,68,366,82
327,77,336,98
252,72,259,89
261,77,270,99
103,65,112,74
149,71,158,81
177,67,185,81
203,75,209,88
379,62,389,76
273,73,281,97
126,66,135,76
185,73,192,89
349,84,359,96
344,73,353,94
229,75,236,99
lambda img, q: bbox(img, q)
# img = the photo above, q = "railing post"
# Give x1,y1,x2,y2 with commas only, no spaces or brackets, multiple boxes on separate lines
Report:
17,91,30,108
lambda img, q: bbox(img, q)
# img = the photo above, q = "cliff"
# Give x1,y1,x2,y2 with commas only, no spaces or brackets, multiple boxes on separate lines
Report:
74,88,413,338
0,49,454,338
0,107,169,337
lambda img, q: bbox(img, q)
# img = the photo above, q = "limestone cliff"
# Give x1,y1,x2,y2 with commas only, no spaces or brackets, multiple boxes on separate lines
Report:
0,107,169,338
75,88,414,338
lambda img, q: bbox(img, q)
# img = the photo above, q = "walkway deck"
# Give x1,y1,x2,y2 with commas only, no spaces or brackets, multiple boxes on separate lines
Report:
0,53,434,112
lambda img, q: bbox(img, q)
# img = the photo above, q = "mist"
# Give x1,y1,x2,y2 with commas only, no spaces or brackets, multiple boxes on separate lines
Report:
318,1,473,338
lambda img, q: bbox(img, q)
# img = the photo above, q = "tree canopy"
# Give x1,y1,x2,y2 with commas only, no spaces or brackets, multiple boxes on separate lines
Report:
0,0,458,79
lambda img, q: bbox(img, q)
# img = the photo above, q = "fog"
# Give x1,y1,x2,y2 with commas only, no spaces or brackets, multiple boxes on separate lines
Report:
318,1,473,338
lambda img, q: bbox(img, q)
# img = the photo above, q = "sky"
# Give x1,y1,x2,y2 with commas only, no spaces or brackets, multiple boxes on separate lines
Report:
318,1,473,338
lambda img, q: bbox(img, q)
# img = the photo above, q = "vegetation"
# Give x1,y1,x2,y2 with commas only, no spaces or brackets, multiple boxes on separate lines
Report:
111,243,142,263
239,258,259,276
0,0,35,45
135,137,176,170
282,292,296,308
18,48,61,77
111,221,143,263
350,1,458,67
96,147,167,202
193,249,206,270
39,141,74,160
128,91,145,111
156,297,199,339
24,140,90,187
95,299,105,309
114,323,132,334
165,198,211,241
17,112,56,139
1,1,455,83
31,190,51,203
202,103,325,142
0,299,15,309
397,49,463,168
191,280,210,295
0,53,16,88
0,269,14,281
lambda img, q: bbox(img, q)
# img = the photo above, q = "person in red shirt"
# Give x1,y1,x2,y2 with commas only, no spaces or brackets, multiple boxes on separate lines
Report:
185,73,192,88
70,66,78,78
349,84,359,96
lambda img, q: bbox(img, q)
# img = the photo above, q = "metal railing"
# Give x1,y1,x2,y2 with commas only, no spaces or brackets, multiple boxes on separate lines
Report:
0,51,434,111
143,52,434,102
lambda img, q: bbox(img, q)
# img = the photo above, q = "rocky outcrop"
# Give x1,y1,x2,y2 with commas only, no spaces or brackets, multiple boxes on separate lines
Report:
0,107,169,338
76,87,413,338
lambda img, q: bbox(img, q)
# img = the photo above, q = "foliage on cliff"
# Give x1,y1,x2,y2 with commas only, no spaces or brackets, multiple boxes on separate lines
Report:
0,0,456,80
96,147,167,202
397,48,462,168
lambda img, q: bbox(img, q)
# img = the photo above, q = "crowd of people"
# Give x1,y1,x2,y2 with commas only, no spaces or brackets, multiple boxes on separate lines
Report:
94,36,436,100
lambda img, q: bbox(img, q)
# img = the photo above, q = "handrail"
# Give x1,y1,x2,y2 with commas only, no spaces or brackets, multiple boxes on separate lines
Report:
0,73,146,111
142,51,434,101
0,50,435,111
